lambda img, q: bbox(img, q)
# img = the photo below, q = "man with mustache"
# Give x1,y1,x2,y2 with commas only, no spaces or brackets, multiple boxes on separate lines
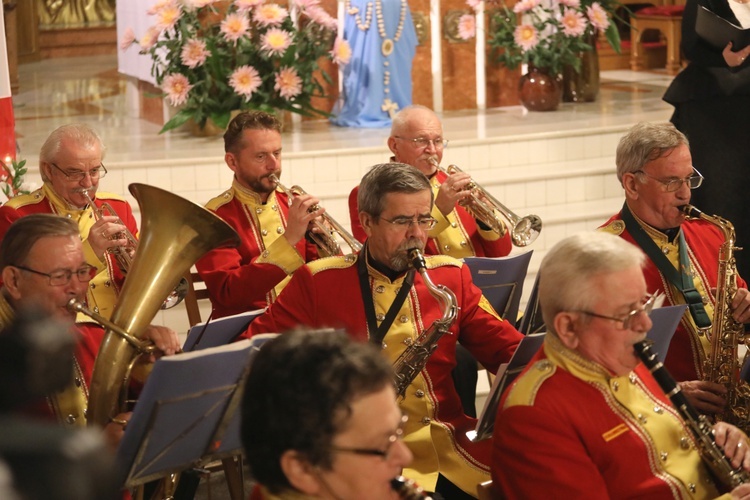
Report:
493,231,750,498
245,162,523,499
348,105,512,258
0,123,138,320
599,122,750,415
196,111,325,318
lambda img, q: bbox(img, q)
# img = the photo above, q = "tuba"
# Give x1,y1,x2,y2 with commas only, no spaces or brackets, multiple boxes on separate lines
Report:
80,188,189,309
430,159,542,246
269,174,362,256
84,183,240,428
392,248,458,399
681,204,750,432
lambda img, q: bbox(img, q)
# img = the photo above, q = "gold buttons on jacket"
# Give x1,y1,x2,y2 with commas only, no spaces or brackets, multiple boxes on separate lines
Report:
460,240,467,247
255,207,263,214
415,390,425,398
90,283,96,289
74,377,82,388
262,250,270,258
272,205,278,211
402,338,412,346
375,285,385,293
680,437,691,450
399,315,409,323
261,229,268,236
443,245,450,251
451,222,458,228
660,451,668,462
637,413,647,424
66,415,77,424
104,280,111,288
612,381,619,392
376,313,385,321
653,406,663,414
661,246,669,255
421,417,431,425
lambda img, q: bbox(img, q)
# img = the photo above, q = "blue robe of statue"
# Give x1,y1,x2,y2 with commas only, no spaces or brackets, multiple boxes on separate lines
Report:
331,0,418,128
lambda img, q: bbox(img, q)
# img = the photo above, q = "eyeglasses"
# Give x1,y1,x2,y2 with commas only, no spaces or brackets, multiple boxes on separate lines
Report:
330,415,408,460
394,136,449,150
575,293,658,330
14,264,97,286
50,162,108,182
634,167,703,192
379,216,437,231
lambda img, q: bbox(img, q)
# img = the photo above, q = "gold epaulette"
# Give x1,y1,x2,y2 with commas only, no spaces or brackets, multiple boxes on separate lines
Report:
205,189,235,211
93,190,126,202
598,219,626,236
3,188,45,209
502,359,556,409
425,254,461,270
307,254,358,274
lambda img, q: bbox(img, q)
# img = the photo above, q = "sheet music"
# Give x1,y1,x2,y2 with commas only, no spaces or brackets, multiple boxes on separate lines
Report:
183,308,266,351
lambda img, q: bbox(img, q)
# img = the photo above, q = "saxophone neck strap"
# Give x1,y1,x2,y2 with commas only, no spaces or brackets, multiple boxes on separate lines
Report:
357,244,416,345
621,203,712,329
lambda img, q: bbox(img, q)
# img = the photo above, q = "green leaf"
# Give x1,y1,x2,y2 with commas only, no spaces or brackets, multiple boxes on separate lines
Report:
160,109,194,134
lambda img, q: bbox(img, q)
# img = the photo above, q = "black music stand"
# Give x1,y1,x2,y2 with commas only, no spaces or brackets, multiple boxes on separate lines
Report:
516,275,544,335
464,251,533,323
470,331,546,442
646,304,687,362
183,308,266,351
114,334,278,490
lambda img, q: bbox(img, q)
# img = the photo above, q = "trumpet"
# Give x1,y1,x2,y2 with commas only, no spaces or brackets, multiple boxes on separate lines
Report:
269,174,363,256
81,189,188,309
81,189,138,272
430,159,542,247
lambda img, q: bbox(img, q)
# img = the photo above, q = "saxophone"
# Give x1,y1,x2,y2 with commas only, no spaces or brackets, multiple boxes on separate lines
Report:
392,248,458,399
681,204,750,431
635,340,750,488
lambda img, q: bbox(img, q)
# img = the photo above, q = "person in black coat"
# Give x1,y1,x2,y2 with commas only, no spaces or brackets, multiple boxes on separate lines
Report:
663,0,750,278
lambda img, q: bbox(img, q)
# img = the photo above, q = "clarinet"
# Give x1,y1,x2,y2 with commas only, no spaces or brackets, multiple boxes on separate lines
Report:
634,340,750,488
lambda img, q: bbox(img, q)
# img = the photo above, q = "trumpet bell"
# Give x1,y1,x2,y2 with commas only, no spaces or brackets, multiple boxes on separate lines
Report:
512,215,542,247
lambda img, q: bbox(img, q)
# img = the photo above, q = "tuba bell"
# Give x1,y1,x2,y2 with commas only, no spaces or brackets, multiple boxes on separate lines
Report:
85,183,240,428
430,159,542,246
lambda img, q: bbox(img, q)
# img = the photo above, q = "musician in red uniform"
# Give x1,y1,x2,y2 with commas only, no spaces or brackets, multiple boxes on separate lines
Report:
195,111,325,318
493,232,750,498
0,123,138,320
599,122,750,415
348,105,512,259
245,163,523,499
0,215,180,448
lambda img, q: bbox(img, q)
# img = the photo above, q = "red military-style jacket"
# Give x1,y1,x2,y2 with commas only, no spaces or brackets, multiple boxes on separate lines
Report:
493,334,726,499
348,169,512,258
600,209,747,382
195,180,321,319
0,183,138,320
244,251,522,495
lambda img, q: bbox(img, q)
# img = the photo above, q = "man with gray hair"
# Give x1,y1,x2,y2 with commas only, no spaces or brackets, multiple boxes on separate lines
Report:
246,162,523,499
600,121,750,414
0,123,138,320
492,231,750,498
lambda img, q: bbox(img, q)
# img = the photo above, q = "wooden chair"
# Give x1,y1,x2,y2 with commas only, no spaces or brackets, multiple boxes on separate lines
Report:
183,270,211,327
630,3,686,75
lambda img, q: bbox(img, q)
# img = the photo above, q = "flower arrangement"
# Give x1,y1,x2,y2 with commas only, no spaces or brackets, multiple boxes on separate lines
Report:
458,0,623,76
121,0,352,133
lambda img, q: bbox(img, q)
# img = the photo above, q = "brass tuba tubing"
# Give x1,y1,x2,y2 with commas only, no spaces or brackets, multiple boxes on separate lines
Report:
430,159,542,246
269,174,363,255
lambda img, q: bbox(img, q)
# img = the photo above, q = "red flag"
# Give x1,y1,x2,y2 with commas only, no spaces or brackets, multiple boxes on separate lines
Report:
0,6,16,163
